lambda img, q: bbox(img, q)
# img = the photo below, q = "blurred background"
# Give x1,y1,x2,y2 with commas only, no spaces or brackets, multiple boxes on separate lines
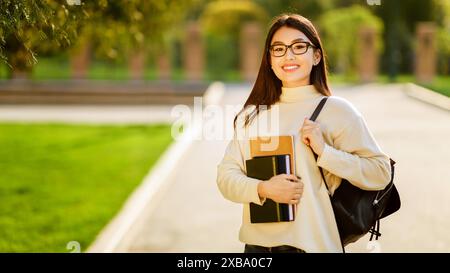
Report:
0,0,449,253
1,0,449,87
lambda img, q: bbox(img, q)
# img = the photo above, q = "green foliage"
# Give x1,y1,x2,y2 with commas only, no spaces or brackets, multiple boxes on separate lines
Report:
319,5,383,75
200,0,267,35
204,33,239,80
0,0,83,71
434,0,450,75
255,0,334,20
0,123,172,252
436,27,450,75
1,0,445,79
78,0,196,63
373,0,443,77
200,0,267,79
0,0,196,75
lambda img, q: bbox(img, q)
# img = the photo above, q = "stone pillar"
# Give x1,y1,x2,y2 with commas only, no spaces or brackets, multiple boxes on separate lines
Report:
357,27,379,83
415,22,436,83
156,54,171,81
70,43,91,79
183,22,204,81
240,22,263,82
129,50,147,81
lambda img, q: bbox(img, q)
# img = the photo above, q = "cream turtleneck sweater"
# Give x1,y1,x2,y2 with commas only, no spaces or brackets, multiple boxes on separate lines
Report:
216,84,392,253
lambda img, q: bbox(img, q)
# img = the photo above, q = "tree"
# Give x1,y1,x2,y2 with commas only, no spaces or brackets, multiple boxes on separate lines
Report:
373,0,442,78
319,5,383,76
76,0,198,63
199,0,268,79
0,0,84,77
0,0,197,78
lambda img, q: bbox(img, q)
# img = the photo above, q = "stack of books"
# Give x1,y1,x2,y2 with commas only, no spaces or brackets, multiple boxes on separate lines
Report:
246,136,297,224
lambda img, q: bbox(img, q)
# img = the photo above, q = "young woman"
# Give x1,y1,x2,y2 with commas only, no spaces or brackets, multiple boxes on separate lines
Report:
216,14,392,253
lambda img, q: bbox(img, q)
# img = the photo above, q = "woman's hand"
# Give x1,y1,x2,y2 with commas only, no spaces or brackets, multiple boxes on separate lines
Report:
258,174,303,204
300,117,325,156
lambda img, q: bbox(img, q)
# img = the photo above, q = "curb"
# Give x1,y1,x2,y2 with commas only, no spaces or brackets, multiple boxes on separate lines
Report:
0,80,208,105
404,83,450,111
86,82,225,253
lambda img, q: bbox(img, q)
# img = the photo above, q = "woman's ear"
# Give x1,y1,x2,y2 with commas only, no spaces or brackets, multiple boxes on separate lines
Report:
313,49,322,65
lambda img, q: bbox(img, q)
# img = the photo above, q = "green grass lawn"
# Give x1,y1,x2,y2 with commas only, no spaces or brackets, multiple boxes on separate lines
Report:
421,76,450,97
32,58,71,80
0,123,172,252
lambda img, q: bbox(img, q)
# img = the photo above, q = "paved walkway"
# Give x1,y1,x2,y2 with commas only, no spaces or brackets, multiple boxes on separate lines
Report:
111,83,450,253
112,84,246,252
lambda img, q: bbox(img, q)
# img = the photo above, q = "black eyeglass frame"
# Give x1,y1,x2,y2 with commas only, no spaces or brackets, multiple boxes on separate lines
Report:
269,41,316,57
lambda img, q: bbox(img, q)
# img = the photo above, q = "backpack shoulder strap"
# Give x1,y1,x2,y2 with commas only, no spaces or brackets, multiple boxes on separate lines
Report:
308,97,330,193
309,97,328,122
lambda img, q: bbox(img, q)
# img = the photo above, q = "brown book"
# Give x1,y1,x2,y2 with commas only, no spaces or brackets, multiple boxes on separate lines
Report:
249,135,296,175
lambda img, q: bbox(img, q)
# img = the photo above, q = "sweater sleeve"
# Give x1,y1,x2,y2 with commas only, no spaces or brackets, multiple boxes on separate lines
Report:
216,134,266,205
317,112,391,191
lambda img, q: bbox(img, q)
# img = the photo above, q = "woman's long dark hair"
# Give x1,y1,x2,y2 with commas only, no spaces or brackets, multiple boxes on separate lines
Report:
234,14,331,129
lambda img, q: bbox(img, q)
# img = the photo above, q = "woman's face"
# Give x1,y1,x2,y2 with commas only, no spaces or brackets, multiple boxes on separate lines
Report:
270,26,321,88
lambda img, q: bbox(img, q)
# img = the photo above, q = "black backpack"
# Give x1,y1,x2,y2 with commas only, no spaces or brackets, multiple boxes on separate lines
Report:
309,97,401,249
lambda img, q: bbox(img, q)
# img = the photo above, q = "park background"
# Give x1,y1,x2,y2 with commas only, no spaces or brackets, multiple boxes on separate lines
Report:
0,0,449,253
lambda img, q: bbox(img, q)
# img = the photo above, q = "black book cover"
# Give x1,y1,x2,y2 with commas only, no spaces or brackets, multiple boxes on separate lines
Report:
245,154,295,223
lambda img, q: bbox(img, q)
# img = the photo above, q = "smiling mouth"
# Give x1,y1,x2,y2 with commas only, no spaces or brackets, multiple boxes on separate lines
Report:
282,65,300,72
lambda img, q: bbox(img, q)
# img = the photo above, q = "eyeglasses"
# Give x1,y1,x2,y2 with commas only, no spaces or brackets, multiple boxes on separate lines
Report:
269,41,316,57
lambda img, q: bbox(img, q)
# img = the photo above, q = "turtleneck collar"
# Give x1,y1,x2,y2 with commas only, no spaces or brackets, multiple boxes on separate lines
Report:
279,84,322,103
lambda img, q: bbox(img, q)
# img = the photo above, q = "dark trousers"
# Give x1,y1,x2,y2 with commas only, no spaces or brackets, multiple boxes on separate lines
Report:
244,244,306,253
